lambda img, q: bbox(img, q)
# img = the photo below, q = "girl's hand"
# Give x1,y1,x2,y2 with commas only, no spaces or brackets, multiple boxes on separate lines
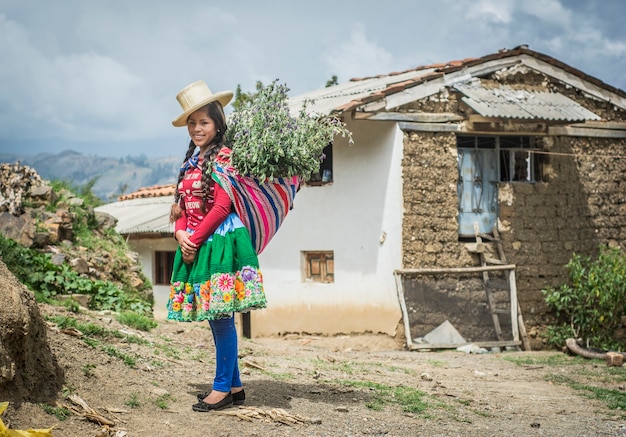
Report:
176,230,198,262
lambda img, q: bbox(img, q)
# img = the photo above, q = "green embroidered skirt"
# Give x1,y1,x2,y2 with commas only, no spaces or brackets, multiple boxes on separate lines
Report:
167,213,267,321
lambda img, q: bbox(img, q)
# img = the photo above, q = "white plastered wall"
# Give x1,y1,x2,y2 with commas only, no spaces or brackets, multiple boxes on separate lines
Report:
254,119,405,336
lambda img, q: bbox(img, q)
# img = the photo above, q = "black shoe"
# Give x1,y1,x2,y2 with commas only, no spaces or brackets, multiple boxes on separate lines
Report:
197,389,245,405
192,393,233,412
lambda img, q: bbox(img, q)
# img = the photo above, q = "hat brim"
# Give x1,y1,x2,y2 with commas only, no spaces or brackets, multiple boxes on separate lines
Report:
172,91,234,127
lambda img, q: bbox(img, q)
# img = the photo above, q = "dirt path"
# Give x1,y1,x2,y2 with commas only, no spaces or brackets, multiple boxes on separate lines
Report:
3,304,626,437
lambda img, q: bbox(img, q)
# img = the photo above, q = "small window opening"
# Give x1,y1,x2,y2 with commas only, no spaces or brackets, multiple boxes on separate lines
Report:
456,135,541,183
306,143,333,185
302,251,334,283
154,251,175,285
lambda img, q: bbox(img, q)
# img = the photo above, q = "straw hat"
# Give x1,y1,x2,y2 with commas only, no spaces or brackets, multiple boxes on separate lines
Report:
172,80,234,127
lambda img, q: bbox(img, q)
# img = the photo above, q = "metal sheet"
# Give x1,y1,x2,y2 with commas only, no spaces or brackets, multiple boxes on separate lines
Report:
95,196,173,235
454,81,600,121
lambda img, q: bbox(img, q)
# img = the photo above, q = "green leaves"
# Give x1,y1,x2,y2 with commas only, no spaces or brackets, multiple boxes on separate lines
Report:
226,79,352,181
542,245,626,350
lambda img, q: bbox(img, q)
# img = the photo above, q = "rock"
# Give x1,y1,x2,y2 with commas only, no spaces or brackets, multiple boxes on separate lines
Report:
0,212,35,247
29,185,56,204
0,259,64,401
95,211,118,230
70,257,90,274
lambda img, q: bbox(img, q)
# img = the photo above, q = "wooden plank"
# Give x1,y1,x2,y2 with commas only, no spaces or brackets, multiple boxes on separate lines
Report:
570,121,626,130
475,223,502,341
520,55,626,110
492,227,531,351
409,340,522,350
398,121,461,132
354,111,464,122
394,272,413,350
395,264,516,275
549,125,626,138
508,269,519,342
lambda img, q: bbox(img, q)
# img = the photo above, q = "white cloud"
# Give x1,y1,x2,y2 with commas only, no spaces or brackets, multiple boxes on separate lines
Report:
322,24,394,81
464,0,515,23
518,0,572,26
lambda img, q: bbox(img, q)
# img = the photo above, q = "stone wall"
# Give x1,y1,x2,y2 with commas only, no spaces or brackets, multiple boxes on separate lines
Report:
499,135,626,329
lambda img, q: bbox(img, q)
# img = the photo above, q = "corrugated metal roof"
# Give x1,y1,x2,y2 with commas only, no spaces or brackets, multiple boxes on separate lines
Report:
288,67,439,116
95,196,173,235
454,81,600,121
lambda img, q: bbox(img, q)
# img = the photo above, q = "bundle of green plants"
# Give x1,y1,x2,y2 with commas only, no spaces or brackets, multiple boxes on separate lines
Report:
226,79,352,181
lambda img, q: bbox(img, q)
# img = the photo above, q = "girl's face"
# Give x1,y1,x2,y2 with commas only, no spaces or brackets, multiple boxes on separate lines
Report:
187,108,216,149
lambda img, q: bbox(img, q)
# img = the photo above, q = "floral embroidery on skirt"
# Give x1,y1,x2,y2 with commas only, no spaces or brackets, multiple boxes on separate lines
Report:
167,213,267,321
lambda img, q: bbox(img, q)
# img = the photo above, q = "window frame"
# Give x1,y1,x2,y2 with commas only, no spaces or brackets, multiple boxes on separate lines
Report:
154,250,175,285
302,250,334,283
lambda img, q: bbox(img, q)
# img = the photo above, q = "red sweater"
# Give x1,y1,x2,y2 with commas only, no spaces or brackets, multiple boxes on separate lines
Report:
174,163,232,246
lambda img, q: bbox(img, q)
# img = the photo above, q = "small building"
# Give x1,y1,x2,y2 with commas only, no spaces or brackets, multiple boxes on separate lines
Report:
98,46,626,349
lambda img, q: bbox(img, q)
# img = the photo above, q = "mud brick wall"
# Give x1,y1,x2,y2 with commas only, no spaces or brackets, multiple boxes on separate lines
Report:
400,128,626,346
498,136,626,328
401,131,475,268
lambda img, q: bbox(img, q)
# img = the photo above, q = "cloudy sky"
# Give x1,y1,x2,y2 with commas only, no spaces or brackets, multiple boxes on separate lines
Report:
1,0,624,158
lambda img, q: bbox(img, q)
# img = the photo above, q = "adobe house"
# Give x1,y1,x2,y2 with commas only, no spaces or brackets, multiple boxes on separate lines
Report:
98,46,626,349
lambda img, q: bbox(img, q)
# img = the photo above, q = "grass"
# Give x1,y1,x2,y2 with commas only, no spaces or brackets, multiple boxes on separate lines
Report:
125,393,141,408
504,353,626,414
154,393,174,410
101,345,137,368
117,311,158,332
40,404,71,421
335,379,432,415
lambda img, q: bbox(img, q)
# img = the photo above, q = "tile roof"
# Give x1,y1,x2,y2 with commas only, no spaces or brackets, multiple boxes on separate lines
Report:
118,184,176,201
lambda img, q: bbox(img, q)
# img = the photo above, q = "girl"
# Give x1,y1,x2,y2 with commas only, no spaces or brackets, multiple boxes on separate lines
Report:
167,80,266,412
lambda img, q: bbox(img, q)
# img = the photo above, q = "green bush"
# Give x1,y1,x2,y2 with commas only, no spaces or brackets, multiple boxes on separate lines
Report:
0,234,151,315
542,245,626,350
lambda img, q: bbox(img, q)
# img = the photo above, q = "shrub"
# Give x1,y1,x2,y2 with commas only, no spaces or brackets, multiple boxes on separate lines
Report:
542,245,626,350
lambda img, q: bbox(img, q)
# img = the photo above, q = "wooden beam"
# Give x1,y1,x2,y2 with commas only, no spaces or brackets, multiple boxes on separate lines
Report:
395,264,516,275
398,121,461,133
353,111,465,122
520,55,626,110
570,121,626,130
409,340,522,350
548,125,626,138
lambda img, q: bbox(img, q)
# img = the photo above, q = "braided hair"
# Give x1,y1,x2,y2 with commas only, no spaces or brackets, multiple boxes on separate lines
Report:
170,101,228,223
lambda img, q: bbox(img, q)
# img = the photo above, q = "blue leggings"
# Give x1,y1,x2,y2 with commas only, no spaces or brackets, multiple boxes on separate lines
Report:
208,316,242,392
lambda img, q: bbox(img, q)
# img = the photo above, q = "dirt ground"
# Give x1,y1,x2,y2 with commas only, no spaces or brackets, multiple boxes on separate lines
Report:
3,303,626,437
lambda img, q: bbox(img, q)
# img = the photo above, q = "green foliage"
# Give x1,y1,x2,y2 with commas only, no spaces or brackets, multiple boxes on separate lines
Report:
542,245,626,350
117,311,158,332
226,79,353,181
50,177,103,209
40,404,71,421
325,75,338,87
0,234,151,314
231,81,265,112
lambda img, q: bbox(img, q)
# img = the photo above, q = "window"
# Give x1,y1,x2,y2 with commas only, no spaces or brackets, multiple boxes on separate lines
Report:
306,143,333,185
302,251,334,283
154,251,175,285
456,135,541,183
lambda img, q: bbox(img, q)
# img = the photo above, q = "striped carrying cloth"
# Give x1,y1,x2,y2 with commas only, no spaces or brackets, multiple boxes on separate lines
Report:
212,148,300,254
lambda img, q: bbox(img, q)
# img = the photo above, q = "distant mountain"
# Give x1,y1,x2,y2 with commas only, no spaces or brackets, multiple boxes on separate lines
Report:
0,150,181,202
